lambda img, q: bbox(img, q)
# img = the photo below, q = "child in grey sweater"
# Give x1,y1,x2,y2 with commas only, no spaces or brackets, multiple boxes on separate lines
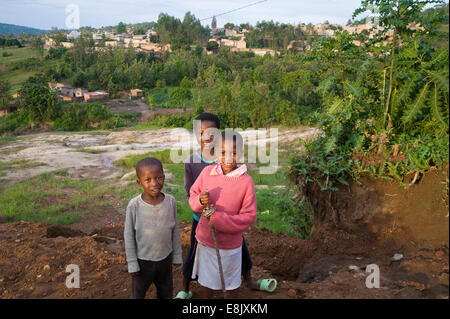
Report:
124,157,182,299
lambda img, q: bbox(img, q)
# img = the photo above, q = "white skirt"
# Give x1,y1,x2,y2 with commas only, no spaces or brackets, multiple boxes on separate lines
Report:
192,242,242,291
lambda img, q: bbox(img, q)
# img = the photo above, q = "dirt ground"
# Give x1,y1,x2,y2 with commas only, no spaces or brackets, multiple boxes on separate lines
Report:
0,216,447,299
0,124,447,299
102,98,185,122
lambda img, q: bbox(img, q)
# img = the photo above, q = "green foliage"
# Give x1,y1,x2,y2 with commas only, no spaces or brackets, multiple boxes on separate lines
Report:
169,86,192,110
156,12,209,50
116,22,127,34
18,73,61,123
53,102,111,131
150,113,193,128
206,41,219,51
291,0,449,192
0,111,28,134
0,79,11,110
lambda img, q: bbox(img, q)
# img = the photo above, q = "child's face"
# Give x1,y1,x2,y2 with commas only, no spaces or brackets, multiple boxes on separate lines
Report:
220,140,237,175
195,120,218,152
136,165,165,198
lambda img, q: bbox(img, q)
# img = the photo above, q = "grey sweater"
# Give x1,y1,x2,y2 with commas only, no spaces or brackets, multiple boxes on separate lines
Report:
124,193,182,273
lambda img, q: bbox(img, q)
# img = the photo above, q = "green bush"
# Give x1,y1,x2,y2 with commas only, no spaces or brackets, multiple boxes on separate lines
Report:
0,111,29,135
53,102,112,131
150,113,192,128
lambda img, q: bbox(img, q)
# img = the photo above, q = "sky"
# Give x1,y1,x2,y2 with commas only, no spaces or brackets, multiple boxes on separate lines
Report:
0,0,366,30
0,0,447,30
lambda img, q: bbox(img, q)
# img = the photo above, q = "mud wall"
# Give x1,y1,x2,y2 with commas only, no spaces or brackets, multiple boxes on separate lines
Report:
304,166,449,252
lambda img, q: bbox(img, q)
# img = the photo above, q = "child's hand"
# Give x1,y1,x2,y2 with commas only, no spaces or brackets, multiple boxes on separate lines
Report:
199,189,209,206
130,271,140,277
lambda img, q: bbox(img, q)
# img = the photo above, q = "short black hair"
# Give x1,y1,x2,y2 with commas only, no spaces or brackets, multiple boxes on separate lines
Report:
194,112,220,129
135,157,163,178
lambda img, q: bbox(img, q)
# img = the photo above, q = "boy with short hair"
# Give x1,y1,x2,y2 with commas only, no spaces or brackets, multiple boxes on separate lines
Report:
124,157,182,299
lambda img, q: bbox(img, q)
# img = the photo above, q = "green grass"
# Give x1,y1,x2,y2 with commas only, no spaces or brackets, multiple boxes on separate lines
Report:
129,121,164,131
114,149,180,169
0,136,20,147
0,159,47,172
0,69,36,93
69,148,107,154
0,47,38,64
0,47,41,93
0,171,124,224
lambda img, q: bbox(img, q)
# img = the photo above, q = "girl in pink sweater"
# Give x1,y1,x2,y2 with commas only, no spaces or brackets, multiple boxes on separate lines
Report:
189,130,257,298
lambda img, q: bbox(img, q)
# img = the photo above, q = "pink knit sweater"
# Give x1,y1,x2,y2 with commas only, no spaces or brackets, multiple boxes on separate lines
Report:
189,165,257,249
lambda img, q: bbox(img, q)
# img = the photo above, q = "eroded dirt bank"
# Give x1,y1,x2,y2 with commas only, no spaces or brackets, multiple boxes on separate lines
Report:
298,165,449,298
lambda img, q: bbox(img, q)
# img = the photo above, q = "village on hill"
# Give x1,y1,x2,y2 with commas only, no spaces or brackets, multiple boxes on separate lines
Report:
34,19,424,105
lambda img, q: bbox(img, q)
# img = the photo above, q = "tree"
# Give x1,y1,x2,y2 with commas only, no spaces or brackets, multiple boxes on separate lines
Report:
224,22,235,29
346,19,353,26
31,37,44,59
18,73,61,123
134,27,145,35
353,0,447,129
240,23,251,30
211,16,217,29
116,22,127,34
147,94,155,111
206,41,219,51
169,86,192,111
0,79,11,111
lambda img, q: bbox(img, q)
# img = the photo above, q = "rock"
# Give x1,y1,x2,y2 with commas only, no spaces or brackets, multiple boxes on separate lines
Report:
288,289,297,297
393,253,404,261
348,265,360,271
121,171,136,180
163,169,175,182
43,265,50,271
37,274,42,279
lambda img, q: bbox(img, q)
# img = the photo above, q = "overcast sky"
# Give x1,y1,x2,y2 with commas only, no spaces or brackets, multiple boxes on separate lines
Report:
0,0,446,30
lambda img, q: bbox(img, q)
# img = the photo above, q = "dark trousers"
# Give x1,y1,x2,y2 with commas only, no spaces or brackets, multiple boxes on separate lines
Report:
132,253,173,299
182,218,253,281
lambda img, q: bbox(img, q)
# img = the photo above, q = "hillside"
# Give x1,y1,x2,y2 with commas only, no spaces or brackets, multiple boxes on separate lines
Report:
0,22,49,36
